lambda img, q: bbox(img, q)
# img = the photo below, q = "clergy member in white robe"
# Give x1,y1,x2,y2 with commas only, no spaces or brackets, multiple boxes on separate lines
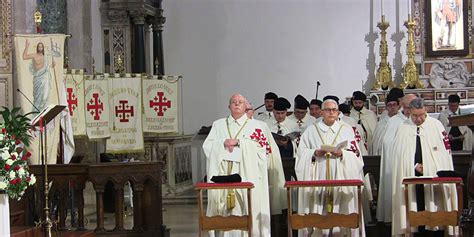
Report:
392,98,458,236
339,103,368,156
288,94,317,132
296,99,365,237
371,94,401,155
437,94,472,151
203,94,271,237
349,91,377,150
255,92,278,122
246,101,287,216
376,94,416,224
266,97,300,158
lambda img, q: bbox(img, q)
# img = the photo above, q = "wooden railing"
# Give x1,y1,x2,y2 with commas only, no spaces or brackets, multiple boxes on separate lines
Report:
23,162,165,237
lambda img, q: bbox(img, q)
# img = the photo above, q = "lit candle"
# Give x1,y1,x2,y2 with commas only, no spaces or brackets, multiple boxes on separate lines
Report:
381,0,384,16
408,0,411,16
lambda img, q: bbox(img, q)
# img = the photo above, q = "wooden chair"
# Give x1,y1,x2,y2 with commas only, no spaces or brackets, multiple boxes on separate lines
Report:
195,182,254,237
285,179,364,237
402,177,463,237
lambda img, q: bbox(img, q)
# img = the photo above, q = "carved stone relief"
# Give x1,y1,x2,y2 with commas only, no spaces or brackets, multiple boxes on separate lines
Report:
429,60,470,88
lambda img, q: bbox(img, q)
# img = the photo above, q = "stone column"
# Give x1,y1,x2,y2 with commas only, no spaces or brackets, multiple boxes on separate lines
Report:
152,8,166,75
131,12,146,73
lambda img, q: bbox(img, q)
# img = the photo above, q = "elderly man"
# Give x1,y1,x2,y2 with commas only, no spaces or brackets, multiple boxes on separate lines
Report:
203,94,271,236
438,94,472,151
296,99,365,237
392,98,457,236
310,99,323,119
376,94,416,224
255,92,278,121
289,95,317,131
266,97,300,158
350,91,377,149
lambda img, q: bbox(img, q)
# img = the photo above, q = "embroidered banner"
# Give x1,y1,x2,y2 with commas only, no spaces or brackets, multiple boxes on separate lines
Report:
84,74,110,139
142,76,180,133
65,69,86,136
106,75,143,152
14,34,73,164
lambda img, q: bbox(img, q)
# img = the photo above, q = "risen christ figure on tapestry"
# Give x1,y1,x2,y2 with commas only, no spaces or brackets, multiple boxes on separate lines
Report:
22,40,60,112
435,0,462,49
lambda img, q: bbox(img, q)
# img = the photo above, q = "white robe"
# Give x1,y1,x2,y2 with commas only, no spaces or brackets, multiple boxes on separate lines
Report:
376,111,406,223
266,117,300,157
295,120,365,237
437,109,472,150
391,116,458,236
350,107,377,150
288,113,317,133
370,114,390,155
254,119,287,215
255,110,274,122
203,115,271,237
340,115,368,156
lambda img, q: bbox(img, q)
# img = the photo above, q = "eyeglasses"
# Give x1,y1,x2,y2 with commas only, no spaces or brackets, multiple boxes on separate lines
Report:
322,108,338,113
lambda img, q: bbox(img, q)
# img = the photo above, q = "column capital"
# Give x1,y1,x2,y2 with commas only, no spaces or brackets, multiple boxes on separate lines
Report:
152,9,166,31
130,10,147,25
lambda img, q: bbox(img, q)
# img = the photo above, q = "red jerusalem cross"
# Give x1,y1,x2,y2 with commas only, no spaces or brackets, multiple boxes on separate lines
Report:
86,93,104,120
66,88,78,116
115,100,134,122
149,91,171,117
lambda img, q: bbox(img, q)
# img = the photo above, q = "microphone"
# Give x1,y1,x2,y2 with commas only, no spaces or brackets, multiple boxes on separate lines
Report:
16,88,40,113
317,81,321,86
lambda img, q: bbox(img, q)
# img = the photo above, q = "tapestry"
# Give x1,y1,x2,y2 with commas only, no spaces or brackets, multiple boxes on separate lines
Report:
142,76,180,133
106,75,143,152
84,74,110,139
14,34,74,164
65,69,86,136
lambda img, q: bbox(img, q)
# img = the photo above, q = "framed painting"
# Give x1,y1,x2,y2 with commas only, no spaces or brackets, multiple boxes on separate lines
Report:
425,0,469,57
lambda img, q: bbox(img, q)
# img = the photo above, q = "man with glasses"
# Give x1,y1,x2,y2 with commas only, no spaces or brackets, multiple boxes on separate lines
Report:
203,94,271,236
392,98,457,237
288,94,317,132
296,99,365,237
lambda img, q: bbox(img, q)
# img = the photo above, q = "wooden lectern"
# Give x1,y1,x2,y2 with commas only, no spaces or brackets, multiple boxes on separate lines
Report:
449,114,474,235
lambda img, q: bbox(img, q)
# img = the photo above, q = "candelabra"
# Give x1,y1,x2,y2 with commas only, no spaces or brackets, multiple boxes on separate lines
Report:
401,15,424,89
373,15,395,90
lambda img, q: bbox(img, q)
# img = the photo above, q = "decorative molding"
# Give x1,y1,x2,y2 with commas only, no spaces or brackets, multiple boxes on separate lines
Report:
0,75,11,107
112,26,126,73
107,10,128,24
0,0,12,74
413,0,422,55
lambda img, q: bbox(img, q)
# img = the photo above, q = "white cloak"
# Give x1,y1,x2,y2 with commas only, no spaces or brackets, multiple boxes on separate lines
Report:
350,107,377,150
254,119,287,215
203,115,271,237
295,120,365,237
376,111,406,223
391,116,457,236
370,114,390,155
340,115,368,156
255,110,274,122
438,109,472,150
288,113,317,133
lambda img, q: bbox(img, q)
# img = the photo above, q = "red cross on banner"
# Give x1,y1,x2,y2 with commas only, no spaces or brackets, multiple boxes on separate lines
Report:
149,91,171,117
115,100,134,122
86,93,104,121
67,87,78,116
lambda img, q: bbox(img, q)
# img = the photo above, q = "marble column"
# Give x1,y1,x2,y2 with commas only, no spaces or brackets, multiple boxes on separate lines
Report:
131,13,146,73
152,8,166,75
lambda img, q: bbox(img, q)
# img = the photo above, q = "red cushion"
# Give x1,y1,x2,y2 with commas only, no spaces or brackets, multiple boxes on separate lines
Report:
285,179,364,188
195,182,254,189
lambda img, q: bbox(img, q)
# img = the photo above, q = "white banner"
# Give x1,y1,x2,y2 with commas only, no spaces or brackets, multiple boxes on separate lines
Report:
65,69,86,136
84,75,110,139
14,34,71,164
142,76,180,133
106,75,143,152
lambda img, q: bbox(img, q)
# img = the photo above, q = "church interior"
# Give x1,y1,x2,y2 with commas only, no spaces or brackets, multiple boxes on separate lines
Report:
1,0,474,236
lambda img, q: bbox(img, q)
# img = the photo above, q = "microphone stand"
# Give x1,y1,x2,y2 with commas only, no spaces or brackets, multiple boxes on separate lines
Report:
316,81,321,99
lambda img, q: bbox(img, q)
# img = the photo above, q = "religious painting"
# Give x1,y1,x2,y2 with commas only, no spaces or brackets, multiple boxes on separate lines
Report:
425,0,469,57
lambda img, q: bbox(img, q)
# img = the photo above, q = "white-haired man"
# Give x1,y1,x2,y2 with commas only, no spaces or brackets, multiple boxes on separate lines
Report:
296,99,365,236
203,94,271,237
